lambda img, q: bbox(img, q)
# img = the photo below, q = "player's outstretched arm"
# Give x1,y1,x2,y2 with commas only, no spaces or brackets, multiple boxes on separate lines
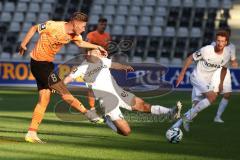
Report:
74,40,108,56
111,62,134,72
18,25,38,55
176,54,193,87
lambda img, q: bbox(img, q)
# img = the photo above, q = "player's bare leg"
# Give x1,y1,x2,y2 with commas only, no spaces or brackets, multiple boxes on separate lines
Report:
50,79,103,123
214,92,231,123
107,98,181,136
113,119,131,136
131,97,182,120
25,89,51,143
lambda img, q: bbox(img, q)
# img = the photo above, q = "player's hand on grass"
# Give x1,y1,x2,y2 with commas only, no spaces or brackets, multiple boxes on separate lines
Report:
18,44,27,56
176,73,184,87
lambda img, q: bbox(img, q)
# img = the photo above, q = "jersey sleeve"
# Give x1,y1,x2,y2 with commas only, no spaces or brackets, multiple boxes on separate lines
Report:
192,48,204,61
192,46,209,61
37,21,53,34
101,57,112,68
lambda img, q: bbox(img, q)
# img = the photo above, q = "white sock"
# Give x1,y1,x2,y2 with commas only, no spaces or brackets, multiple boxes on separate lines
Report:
171,119,183,128
27,131,37,137
216,98,228,118
185,98,210,121
171,109,198,128
151,105,170,115
28,131,36,134
171,98,210,128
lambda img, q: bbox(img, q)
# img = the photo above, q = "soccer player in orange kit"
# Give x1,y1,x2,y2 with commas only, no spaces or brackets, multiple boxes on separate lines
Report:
86,17,111,50
19,12,107,143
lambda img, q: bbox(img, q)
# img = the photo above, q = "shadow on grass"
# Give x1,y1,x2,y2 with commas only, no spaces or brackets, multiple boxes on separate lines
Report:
0,148,112,160
0,115,107,128
0,115,238,160
48,134,236,160
0,135,24,143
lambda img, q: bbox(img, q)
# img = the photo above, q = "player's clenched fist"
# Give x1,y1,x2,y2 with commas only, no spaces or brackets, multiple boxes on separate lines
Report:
18,44,27,56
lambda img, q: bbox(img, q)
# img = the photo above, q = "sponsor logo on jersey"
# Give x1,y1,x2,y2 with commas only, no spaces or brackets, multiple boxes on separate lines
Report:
203,61,221,68
86,65,108,77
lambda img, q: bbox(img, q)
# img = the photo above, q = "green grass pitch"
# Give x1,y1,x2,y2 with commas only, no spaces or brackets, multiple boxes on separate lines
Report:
0,88,239,160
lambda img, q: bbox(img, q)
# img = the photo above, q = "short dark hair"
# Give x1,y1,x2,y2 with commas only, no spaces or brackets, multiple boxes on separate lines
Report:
216,30,229,42
70,12,88,22
98,17,107,23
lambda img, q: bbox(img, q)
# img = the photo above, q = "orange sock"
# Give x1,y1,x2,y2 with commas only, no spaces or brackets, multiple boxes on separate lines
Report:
62,94,87,113
88,97,95,109
88,91,95,109
29,103,47,131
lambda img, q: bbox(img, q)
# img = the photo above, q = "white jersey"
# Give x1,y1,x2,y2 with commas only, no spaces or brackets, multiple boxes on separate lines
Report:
69,57,117,91
69,57,135,120
211,42,236,61
192,45,231,83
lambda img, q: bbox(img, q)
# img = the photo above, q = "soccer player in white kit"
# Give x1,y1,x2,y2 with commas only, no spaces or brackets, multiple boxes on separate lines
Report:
64,49,182,136
171,30,232,131
211,29,238,123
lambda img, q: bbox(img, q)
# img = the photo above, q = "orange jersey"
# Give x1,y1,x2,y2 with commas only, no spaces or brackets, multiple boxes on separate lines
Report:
30,21,82,62
86,31,111,49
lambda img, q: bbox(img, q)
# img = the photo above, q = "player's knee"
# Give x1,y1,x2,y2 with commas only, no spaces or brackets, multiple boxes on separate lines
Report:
39,89,51,105
223,93,231,99
120,128,131,136
207,94,217,103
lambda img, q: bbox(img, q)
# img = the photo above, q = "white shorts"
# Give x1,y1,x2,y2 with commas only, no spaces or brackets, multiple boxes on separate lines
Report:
93,84,135,121
191,68,232,102
210,68,232,93
190,72,210,102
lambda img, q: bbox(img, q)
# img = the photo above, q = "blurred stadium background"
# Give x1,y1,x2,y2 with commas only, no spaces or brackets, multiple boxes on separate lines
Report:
0,0,239,63
1,0,240,160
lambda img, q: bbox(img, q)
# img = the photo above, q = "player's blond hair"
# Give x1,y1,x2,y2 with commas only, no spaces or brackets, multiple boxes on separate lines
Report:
70,12,88,22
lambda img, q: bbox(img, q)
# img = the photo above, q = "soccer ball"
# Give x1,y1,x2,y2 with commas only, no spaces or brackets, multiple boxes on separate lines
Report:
166,127,183,143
